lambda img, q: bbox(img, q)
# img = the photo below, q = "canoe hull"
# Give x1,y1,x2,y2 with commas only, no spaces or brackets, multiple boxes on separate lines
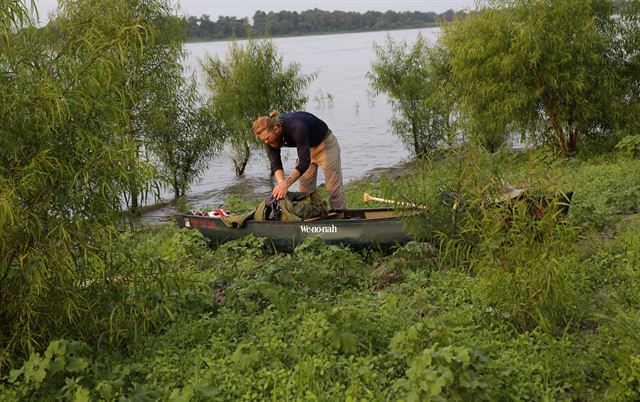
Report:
175,208,413,251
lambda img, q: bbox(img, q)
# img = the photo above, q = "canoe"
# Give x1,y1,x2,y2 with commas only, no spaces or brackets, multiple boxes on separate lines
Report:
174,208,414,251
174,191,572,251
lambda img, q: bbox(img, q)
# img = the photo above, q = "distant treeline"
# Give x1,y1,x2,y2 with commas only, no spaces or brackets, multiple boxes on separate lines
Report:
181,9,465,41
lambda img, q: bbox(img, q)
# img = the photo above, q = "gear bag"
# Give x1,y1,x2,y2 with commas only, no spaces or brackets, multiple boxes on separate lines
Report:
221,191,328,228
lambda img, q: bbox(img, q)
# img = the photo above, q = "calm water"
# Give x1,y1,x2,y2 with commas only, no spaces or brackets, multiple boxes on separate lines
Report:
147,27,440,219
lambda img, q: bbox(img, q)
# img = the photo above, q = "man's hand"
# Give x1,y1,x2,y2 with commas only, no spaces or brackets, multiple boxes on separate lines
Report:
272,181,290,200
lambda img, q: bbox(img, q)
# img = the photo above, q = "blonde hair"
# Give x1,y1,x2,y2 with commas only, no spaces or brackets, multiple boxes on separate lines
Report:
252,110,281,135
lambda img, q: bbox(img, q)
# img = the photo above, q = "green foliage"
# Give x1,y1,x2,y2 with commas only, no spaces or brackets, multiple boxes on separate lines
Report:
0,0,191,364
144,76,224,199
202,38,315,175
615,0,640,136
3,158,640,400
472,224,586,333
382,146,589,333
587,220,640,313
222,193,262,212
5,3,640,390
393,345,489,401
2,225,213,362
0,338,170,401
389,323,491,401
607,354,640,401
581,218,640,399
117,0,189,211
487,330,592,400
369,34,454,158
53,0,188,213
439,0,625,156
474,212,584,334
558,158,640,230
615,134,640,158
220,237,372,315
183,15,249,41
371,241,439,289
4,340,92,401
391,146,517,244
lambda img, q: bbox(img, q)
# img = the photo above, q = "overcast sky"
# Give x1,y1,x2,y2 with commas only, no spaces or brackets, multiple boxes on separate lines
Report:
34,0,477,22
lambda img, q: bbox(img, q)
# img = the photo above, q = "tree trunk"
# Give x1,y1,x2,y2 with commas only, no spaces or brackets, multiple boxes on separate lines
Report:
410,112,420,157
535,75,572,157
233,139,251,176
172,174,181,199
568,130,578,155
126,118,141,215
541,100,571,156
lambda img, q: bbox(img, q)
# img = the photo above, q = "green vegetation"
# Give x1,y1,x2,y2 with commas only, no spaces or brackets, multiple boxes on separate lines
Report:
3,147,640,400
0,0,221,369
444,0,625,155
3,0,640,400
369,0,640,156
144,76,222,200
202,38,315,176
368,34,454,158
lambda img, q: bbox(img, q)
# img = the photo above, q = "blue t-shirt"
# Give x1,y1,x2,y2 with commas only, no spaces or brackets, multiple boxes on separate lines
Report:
268,111,330,175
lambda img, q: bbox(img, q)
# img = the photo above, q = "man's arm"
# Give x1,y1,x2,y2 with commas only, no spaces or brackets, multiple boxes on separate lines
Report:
272,169,301,199
274,169,285,184
272,123,309,199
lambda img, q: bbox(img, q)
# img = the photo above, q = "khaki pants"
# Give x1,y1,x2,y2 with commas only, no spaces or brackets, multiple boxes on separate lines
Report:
298,131,346,209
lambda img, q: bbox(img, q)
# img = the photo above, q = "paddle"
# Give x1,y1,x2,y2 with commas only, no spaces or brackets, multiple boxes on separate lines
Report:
363,193,427,209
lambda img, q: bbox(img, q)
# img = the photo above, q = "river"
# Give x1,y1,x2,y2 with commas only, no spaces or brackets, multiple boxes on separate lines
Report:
145,27,440,220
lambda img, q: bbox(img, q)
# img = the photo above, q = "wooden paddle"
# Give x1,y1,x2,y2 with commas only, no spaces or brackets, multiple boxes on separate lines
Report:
363,193,427,209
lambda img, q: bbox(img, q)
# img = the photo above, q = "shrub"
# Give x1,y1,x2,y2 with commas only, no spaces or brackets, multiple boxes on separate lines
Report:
615,134,640,158
389,322,491,401
558,158,640,230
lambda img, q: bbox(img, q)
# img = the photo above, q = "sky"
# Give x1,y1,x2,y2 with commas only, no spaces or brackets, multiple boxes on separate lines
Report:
34,0,477,22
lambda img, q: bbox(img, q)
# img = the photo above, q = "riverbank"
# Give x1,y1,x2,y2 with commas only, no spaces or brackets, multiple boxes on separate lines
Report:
4,148,640,400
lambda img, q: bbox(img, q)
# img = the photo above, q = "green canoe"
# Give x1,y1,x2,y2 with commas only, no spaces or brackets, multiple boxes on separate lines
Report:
175,208,413,251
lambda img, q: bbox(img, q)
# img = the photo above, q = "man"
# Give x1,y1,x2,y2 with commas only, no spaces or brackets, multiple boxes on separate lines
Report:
252,110,346,210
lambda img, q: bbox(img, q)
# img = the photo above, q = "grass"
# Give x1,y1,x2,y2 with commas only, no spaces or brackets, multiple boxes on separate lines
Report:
3,147,640,401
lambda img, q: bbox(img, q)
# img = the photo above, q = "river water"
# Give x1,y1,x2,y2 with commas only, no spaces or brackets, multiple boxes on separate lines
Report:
146,27,440,219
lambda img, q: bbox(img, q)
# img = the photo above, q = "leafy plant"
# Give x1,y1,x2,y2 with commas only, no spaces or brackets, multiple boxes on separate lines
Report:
440,0,624,156
389,322,491,401
392,344,490,401
5,340,92,401
0,0,190,365
369,34,454,158
558,158,640,230
202,38,315,175
615,134,640,158
144,76,225,199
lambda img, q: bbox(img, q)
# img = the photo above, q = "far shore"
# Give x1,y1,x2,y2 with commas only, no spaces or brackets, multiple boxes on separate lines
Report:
184,24,440,44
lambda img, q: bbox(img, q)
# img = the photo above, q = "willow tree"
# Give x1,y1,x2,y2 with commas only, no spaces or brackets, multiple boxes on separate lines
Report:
202,38,315,176
54,0,191,212
84,1,223,203
441,0,622,156
616,0,640,135
0,0,182,362
109,0,186,212
368,34,455,158
143,76,223,199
